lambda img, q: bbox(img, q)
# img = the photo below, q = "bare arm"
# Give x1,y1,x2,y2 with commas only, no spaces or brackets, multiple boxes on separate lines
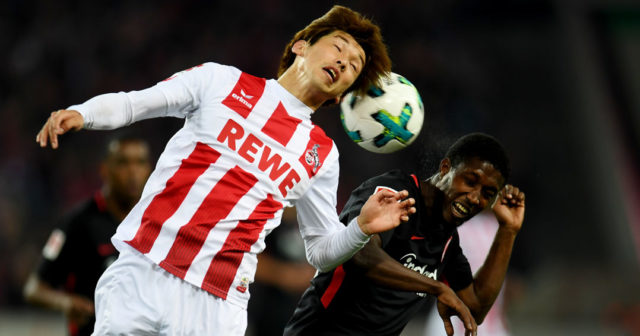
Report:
455,184,525,323
351,235,477,335
23,273,94,326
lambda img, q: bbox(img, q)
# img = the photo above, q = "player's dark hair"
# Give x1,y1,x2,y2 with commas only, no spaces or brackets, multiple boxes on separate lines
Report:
445,133,511,182
278,5,391,97
103,132,149,159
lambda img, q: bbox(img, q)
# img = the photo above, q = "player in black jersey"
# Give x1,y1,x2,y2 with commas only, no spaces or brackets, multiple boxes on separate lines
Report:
285,133,525,336
23,136,151,336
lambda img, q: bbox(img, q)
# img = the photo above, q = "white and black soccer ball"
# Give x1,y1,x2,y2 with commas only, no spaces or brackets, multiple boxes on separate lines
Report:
340,72,424,154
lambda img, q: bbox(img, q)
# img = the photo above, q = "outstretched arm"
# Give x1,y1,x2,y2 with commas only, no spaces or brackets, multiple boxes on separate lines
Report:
36,87,171,149
350,235,477,336
35,62,218,149
456,184,525,323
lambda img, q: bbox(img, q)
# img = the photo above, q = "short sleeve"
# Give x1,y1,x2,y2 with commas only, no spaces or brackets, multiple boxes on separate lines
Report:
441,240,473,291
36,218,82,288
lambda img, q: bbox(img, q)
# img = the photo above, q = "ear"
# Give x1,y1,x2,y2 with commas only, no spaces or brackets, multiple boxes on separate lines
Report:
439,158,451,176
292,40,307,56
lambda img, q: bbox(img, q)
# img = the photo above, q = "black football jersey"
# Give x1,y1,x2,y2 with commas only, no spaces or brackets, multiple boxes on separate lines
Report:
284,170,472,336
37,192,119,336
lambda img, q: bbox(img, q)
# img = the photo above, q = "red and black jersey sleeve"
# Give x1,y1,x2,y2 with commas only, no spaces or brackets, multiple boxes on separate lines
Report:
338,170,418,248
440,233,473,291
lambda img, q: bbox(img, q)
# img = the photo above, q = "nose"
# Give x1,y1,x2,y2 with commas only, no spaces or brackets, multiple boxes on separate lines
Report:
336,59,346,72
467,188,481,206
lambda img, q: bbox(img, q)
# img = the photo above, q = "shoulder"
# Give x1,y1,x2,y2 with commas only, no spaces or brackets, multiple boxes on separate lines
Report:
49,198,99,234
362,170,417,192
62,194,109,231
166,62,247,84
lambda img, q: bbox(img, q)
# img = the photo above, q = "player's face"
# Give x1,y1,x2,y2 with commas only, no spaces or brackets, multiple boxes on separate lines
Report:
105,141,152,203
295,30,365,101
437,157,504,225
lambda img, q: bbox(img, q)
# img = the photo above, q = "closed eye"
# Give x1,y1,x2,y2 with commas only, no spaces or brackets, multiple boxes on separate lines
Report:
464,176,476,187
482,190,496,199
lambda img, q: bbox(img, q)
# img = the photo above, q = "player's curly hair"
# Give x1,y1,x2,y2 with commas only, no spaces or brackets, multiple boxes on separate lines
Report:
445,133,511,183
278,5,391,97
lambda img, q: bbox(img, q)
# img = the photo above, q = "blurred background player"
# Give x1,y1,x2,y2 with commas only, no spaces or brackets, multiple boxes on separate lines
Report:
23,136,151,336
246,207,316,336
423,209,511,336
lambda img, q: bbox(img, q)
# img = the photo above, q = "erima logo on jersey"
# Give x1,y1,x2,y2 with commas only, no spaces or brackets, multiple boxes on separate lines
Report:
222,72,266,118
304,144,321,173
240,89,253,99
231,92,253,109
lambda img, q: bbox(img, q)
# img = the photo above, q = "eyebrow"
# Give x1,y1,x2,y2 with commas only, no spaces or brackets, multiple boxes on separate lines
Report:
464,171,499,192
335,34,365,67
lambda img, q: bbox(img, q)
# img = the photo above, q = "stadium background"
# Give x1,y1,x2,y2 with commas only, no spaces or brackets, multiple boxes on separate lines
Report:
1,0,639,335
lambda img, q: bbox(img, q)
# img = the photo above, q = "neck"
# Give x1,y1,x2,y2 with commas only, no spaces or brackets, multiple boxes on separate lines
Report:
101,187,135,222
277,67,331,111
421,176,444,221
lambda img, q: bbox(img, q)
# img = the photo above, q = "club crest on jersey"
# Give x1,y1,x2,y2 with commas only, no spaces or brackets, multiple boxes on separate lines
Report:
43,229,66,261
305,144,321,173
236,275,250,293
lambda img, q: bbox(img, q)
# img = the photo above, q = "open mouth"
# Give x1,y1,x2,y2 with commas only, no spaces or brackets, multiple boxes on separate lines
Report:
323,67,338,83
452,201,470,218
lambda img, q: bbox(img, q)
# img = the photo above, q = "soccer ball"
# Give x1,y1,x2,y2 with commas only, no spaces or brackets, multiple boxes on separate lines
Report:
340,72,424,154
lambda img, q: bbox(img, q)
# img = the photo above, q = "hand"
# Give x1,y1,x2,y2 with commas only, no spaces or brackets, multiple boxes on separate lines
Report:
436,288,477,336
357,189,416,235
36,109,84,149
61,294,95,326
492,184,525,233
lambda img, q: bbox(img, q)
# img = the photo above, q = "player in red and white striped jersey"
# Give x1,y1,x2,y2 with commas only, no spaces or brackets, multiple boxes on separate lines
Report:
36,5,416,335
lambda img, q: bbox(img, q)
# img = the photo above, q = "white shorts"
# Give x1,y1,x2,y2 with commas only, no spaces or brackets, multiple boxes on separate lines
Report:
93,245,247,335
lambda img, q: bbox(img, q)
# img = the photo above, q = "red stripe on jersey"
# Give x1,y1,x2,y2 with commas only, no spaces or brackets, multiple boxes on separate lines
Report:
298,125,333,178
321,264,346,308
159,165,258,280
222,72,266,118
201,194,282,298
261,102,302,146
441,235,453,262
410,174,419,188
126,142,221,253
